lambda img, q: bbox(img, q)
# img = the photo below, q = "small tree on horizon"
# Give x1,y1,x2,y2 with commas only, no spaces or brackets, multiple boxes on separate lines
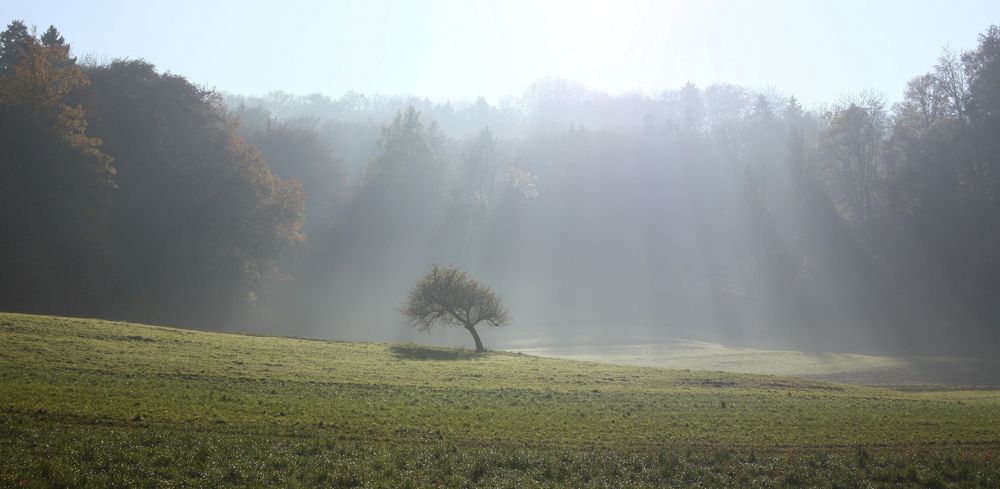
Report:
402,265,510,353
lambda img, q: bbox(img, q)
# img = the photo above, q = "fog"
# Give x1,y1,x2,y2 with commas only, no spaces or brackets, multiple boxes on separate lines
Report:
226,77,997,356
3,3,1000,359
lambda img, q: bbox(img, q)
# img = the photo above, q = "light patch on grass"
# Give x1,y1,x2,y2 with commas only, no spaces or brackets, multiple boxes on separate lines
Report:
514,339,1000,386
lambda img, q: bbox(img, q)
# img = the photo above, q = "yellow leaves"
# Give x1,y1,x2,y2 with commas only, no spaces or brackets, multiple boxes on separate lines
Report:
0,32,111,182
0,37,86,109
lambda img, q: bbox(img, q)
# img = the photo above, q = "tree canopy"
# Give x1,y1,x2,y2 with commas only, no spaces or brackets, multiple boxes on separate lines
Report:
0,21,303,327
5,19,1000,353
0,22,114,314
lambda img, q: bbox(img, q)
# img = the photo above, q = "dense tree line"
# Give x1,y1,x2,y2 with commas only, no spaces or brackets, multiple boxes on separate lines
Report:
0,22,303,326
3,20,1000,354
0,22,115,314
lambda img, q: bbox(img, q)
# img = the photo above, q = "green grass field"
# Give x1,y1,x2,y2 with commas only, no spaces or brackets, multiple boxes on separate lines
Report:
2,312,1000,487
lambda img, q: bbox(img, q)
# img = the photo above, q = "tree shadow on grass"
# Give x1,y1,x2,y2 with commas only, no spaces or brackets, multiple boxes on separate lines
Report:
390,344,482,361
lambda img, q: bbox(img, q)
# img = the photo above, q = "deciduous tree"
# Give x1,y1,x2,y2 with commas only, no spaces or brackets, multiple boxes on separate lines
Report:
402,265,510,352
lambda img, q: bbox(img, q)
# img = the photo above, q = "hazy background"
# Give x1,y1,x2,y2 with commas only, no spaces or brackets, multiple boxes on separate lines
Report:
2,1,1000,358
3,0,998,106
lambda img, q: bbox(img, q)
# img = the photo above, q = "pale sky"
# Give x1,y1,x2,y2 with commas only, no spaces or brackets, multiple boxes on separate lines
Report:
3,0,998,105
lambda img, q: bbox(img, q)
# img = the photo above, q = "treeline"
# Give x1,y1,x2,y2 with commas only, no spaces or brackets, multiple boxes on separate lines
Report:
0,22,303,326
3,20,1000,353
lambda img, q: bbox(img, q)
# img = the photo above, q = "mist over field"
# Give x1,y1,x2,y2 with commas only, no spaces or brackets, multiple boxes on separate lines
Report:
7,3,1000,487
3,1,1000,358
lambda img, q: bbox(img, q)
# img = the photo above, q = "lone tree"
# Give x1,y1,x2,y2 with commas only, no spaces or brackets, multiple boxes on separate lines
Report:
402,265,510,352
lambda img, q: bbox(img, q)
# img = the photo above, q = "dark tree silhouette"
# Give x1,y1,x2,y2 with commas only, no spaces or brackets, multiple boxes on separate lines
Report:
402,265,510,352
79,60,304,325
0,21,115,314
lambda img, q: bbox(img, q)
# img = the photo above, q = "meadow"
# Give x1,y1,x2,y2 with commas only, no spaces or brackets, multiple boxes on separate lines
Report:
2,312,999,487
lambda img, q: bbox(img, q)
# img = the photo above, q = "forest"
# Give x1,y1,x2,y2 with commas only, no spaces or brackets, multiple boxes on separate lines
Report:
3,20,1000,355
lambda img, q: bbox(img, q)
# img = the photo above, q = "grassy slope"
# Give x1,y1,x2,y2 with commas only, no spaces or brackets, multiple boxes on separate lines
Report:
2,312,999,487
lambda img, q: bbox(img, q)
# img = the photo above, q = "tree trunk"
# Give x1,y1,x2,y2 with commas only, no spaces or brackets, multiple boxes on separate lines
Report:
465,324,485,353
